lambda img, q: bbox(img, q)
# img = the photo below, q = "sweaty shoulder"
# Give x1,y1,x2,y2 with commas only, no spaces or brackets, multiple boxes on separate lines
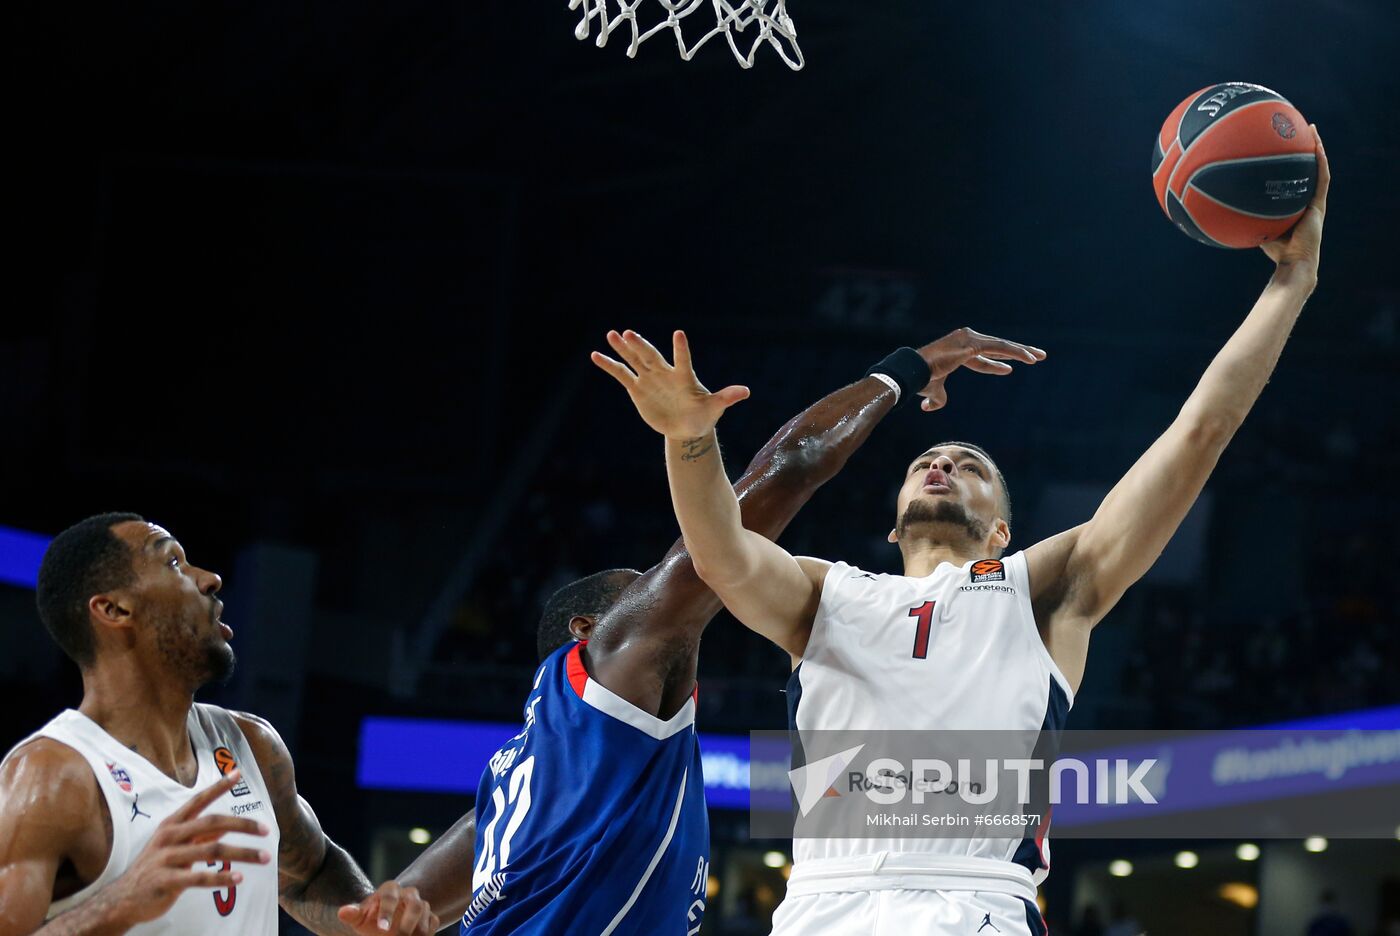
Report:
227,708,276,744
0,737,103,832
226,709,292,773
225,708,300,806
0,737,109,907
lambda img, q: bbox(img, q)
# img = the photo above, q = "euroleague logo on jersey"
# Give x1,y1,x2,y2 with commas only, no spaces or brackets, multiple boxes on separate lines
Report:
213,746,252,797
969,560,1005,584
105,761,133,793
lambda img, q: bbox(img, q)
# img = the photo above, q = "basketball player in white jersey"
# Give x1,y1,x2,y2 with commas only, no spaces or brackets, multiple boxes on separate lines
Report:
0,514,438,935
595,129,1328,935
333,325,1045,931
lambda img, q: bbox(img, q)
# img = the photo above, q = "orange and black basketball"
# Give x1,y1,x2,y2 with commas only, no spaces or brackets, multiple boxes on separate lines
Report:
1151,82,1316,248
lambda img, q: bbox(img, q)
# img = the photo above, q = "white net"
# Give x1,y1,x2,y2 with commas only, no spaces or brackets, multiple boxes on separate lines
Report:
569,0,804,70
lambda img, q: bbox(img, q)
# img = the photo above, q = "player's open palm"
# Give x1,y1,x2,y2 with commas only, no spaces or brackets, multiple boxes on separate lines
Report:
104,771,270,926
1261,125,1328,274
915,327,1047,412
592,329,749,439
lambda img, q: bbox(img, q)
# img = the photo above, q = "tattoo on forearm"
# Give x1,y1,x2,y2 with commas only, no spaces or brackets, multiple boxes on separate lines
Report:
281,843,374,934
253,724,371,935
680,436,714,462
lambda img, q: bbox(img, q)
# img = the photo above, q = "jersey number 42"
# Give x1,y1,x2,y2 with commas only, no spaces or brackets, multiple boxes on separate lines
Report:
472,755,536,892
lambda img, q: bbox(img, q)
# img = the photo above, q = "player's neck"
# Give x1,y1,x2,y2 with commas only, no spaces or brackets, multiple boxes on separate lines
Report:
898,540,982,578
78,657,198,782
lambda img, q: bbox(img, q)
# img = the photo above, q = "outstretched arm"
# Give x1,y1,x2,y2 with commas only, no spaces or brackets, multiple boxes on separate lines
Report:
233,714,439,936
1026,127,1330,692
662,417,830,661
584,351,897,705
595,331,832,660
592,329,1043,669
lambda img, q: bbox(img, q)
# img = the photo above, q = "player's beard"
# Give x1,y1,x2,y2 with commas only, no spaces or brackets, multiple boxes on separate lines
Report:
897,498,989,545
154,606,237,690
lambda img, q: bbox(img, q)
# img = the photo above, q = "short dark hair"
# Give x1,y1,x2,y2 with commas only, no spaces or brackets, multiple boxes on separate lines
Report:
36,512,145,667
536,569,640,661
933,440,1012,528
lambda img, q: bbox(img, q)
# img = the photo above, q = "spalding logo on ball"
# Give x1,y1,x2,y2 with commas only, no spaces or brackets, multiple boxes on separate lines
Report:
1152,82,1316,248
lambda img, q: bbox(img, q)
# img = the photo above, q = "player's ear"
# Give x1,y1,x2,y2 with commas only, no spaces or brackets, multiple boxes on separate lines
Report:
991,518,1011,552
89,592,133,632
568,614,595,642
886,527,898,545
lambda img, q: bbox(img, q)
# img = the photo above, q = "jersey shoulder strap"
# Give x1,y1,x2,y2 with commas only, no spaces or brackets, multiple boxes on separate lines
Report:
189,704,278,808
996,551,1075,704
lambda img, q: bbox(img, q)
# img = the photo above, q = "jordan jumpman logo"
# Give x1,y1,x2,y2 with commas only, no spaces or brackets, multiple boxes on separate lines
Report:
977,913,1000,933
130,792,152,822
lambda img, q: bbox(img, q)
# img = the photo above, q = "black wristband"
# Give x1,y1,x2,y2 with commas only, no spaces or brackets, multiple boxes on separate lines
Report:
864,347,931,404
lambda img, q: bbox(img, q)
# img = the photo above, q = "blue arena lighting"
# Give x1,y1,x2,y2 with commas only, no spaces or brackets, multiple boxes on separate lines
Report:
1266,705,1400,731
0,525,50,589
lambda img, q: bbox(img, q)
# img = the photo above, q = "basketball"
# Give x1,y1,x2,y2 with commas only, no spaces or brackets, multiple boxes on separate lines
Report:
1151,82,1316,248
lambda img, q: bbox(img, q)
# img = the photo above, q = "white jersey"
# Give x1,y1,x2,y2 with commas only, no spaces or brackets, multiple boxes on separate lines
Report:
785,551,1073,902
2,704,281,934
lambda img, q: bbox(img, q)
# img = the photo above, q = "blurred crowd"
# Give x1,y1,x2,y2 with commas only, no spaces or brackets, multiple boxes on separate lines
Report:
1121,559,1397,729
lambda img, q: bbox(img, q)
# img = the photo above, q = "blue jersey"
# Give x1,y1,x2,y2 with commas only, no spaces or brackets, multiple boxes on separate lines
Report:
462,642,710,935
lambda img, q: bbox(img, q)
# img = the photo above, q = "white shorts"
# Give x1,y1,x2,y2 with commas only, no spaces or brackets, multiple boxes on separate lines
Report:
770,888,1047,936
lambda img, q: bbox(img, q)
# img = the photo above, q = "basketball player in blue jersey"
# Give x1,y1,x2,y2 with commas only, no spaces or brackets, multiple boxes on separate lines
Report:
340,327,1044,934
0,515,438,935
598,130,1328,936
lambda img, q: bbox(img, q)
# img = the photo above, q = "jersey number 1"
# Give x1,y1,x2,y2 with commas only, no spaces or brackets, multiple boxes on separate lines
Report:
908,601,936,659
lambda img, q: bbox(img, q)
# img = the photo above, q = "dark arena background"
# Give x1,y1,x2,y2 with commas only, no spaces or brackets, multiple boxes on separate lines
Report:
3,2,1398,934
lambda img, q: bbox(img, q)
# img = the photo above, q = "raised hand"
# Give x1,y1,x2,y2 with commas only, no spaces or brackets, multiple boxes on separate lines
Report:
591,329,750,439
1261,125,1329,276
914,327,1047,412
103,771,271,927
337,881,440,935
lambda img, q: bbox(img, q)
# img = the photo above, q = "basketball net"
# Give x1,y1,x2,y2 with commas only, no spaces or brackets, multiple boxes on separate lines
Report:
569,0,804,70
